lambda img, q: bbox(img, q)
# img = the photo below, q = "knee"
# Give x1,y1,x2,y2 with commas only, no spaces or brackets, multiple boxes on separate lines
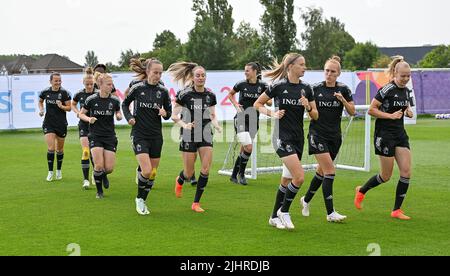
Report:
94,165,104,172
292,175,304,187
379,173,391,183
200,168,210,176
400,169,412,179
244,145,253,153
105,168,114,175
141,167,152,178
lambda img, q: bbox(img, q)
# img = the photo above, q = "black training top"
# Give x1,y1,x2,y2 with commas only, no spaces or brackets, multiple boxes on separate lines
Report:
84,93,121,137
176,87,217,139
266,78,314,141
73,88,98,127
39,87,72,128
309,81,353,139
233,79,268,111
374,82,412,134
122,81,172,139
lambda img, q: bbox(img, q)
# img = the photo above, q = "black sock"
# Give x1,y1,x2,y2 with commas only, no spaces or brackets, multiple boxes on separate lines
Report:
231,156,241,178
272,185,287,218
56,152,64,171
281,182,300,213
194,173,208,203
304,173,324,203
47,151,55,172
81,159,90,180
322,175,335,215
137,173,152,201
239,151,252,177
394,177,410,211
94,170,104,194
177,171,186,185
360,174,385,194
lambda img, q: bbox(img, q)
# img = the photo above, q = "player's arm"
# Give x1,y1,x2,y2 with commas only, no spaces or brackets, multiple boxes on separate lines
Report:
38,99,45,117
368,99,403,120
209,105,222,133
79,107,97,124
57,100,72,112
228,89,243,113
335,92,356,116
254,93,285,119
405,104,414,118
71,100,81,118
307,100,319,121
121,88,136,125
172,103,194,130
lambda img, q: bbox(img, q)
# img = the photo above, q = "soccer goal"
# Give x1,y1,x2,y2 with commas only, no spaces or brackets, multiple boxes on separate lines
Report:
218,105,371,179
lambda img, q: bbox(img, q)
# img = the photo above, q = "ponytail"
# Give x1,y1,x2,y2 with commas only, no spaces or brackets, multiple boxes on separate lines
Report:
247,62,263,81
167,62,203,87
387,55,408,80
264,53,303,81
325,55,342,72
83,67,94,81
130,58,163,81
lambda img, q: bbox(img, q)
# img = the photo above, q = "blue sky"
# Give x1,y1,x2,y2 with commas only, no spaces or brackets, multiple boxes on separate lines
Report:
1,0,448,65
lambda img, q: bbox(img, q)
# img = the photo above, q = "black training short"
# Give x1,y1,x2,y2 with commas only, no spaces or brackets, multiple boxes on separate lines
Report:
78,122,89,138
308,133,342,161
274,138,304,161
234,114,259,139
43,124,67,138
89,135,118,153
132,136,163,158
374,130,410,157
179,139,213,153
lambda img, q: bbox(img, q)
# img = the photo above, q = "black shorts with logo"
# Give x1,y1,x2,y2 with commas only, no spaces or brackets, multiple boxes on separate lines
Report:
179,139,213,153
43,124,67,138
274,138,304,161
234,114,259,139
78,122,89,138
132,136,163,159
374,130,410,157
89,135,118,153
308,133,342,161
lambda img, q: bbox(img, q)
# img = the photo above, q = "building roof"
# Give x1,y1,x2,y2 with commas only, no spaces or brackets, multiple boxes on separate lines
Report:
379,45,438,65
29,54,83,71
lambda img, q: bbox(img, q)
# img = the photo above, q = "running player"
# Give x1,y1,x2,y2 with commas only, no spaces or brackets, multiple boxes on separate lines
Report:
169,62,223,213
79,73,122,199
38,72,72,182
254,53,318,230
299,56,356,222
228,62,269,185
122,58,172,215
71,67,98,189
354,56,414,220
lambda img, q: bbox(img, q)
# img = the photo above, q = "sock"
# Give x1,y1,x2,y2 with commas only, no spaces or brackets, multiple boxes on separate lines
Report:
47,151,55,172
394,177,410,211
272,185,287,219
81,159,90,180
194,173,208,203
231,156,241,178
56,152,64,171
177,171,186,186
360,174,386,194
190,172,197,183
94,170,104,194
281,182,300,213
304,173,324,203
322,175,335,215
137,173,152,201
238,151,252,177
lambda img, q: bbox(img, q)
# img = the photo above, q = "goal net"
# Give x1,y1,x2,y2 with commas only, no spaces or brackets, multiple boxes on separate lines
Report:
218,105,371,179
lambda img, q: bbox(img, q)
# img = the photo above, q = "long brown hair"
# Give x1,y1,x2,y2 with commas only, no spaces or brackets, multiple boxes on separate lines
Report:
130,58,163,80
167,62,204,87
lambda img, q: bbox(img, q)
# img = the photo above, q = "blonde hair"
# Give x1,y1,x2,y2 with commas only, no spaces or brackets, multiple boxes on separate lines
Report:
264,53,304,81
325,56,342,72
130,58,163,80
97,73,113,86
387,55,410,80
83,67,94,82
167,62,204,87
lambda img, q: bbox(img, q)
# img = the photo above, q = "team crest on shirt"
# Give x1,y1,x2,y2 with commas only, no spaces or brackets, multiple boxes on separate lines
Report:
109,103,114,110
301,89,306,97
205,95,211,104
258,87,262,93
156,91,162,99
58,94,62,100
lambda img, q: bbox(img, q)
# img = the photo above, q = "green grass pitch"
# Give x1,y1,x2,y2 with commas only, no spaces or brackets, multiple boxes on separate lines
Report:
0,118,449,256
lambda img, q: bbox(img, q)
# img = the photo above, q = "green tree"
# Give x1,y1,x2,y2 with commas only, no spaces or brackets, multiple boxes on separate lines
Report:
231,22,272,69
186,0,235,69
118,49,140,70
84,51,98,68
343,42,380,71
300,7,355,69
418,45,450,68
372,54,392,69
260,0,296,60
142,30,186,67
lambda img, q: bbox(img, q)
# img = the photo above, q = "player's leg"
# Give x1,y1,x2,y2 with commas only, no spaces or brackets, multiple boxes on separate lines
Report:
192,146,213,212
91,147,105,198
391,147,412,220
44,133,56,181
80,137,91,189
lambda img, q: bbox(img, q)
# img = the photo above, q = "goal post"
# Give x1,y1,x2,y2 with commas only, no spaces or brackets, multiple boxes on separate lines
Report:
218,105,371,179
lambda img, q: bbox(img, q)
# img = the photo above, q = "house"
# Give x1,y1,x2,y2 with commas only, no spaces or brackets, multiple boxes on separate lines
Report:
379,45,438,65
28,54,83,74
0,54,83,75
